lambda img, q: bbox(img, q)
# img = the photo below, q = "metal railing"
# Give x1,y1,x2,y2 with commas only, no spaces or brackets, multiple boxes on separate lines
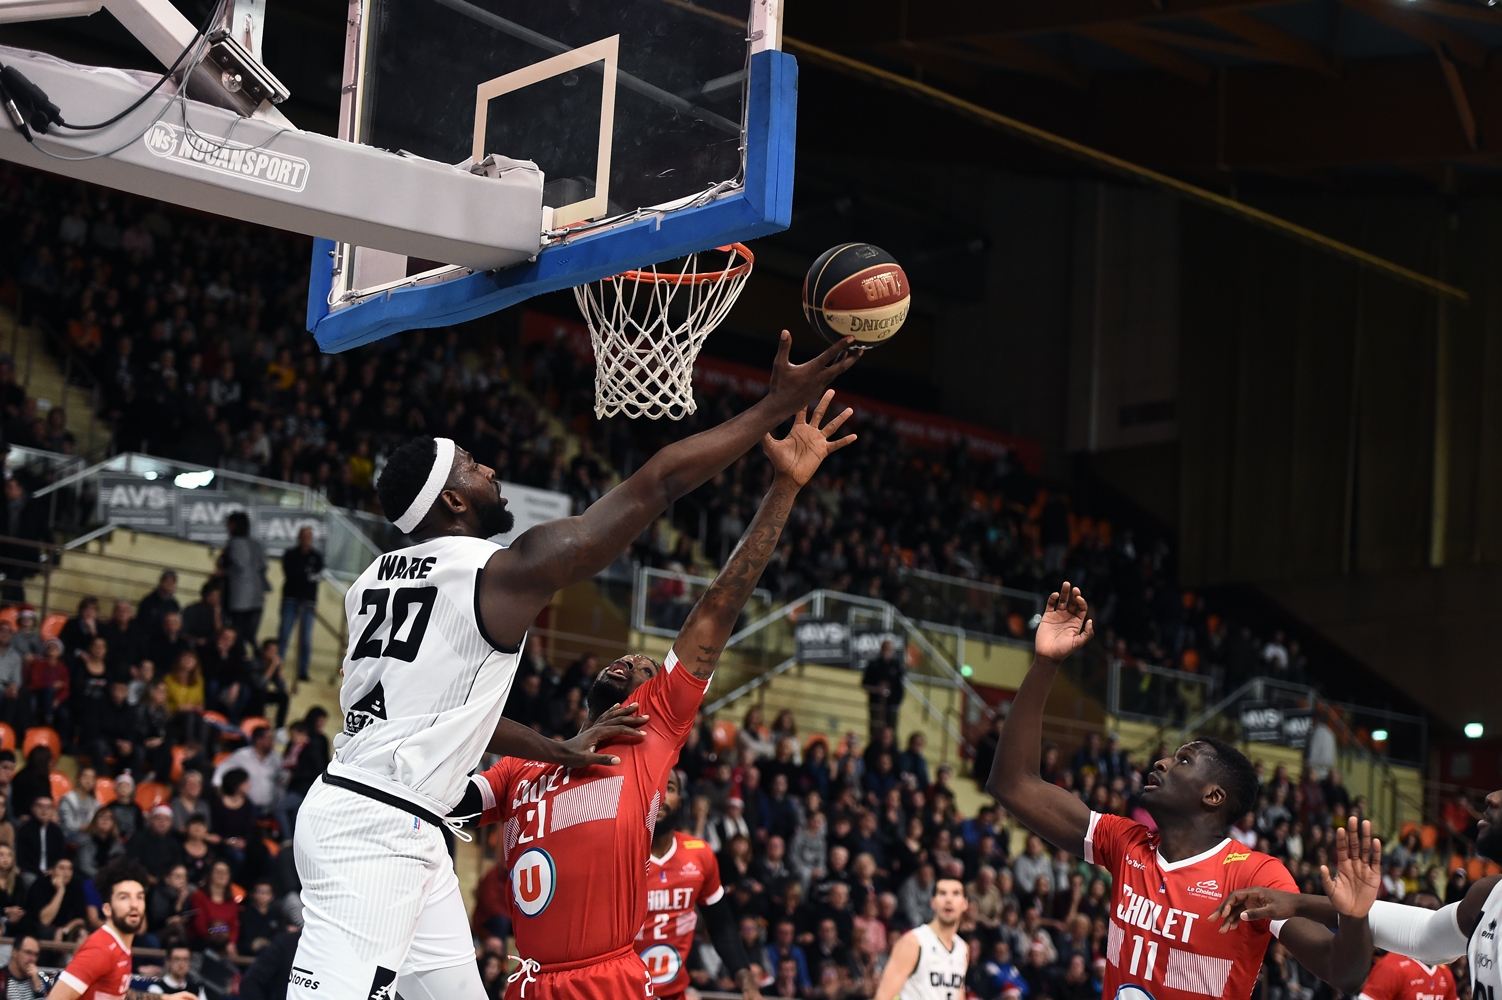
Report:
33,452,384,577
894,567,1044,641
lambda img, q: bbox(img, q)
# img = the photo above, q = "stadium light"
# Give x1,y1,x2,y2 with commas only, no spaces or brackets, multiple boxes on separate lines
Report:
960,665,974,678
1465,723,1485,739
1371,729,1388,742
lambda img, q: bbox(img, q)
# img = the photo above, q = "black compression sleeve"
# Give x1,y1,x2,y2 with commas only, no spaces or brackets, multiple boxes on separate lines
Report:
702,896,751,976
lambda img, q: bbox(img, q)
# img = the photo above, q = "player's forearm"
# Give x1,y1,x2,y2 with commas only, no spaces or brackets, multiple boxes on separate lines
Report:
986,654,1060,800
704,897,753,976
676,478,799,675
1328,914,1375,993
487,716,565,759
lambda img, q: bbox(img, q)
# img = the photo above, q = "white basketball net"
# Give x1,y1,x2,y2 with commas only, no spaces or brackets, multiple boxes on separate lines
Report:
573,244,754,420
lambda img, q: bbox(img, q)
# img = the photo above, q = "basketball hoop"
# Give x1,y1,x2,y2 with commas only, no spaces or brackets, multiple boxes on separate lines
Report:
573,244,754,420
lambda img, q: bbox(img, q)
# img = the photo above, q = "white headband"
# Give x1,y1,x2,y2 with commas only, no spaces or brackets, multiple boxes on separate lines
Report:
394,437,455,534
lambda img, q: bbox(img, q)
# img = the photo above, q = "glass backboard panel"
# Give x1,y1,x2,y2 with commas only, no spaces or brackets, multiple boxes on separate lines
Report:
358,0,752,225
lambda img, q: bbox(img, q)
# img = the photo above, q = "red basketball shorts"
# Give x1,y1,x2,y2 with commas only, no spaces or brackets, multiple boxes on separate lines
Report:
504,946,654,1000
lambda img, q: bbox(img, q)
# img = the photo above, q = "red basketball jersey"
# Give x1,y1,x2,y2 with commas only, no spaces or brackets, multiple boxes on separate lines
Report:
479,651,709,968
635,831,725,996
57,925,133,1000
1360,952,1458,1000
1086,812,1298,1000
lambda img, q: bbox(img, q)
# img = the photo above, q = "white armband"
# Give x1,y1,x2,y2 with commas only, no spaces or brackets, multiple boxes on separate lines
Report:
1367,900,1470,965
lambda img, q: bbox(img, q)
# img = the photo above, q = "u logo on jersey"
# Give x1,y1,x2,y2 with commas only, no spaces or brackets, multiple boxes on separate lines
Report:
511,848,555,917
641,944,681,985
1115,985,1156,1000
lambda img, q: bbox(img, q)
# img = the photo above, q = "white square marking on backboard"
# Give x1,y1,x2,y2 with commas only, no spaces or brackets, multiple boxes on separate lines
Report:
472,34,619,228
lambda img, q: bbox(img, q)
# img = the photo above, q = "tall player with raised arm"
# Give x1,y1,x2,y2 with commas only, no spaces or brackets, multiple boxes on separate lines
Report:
462,391,855,1000
290,335,857,1000
985,583,1381,1000
1212,790,1502,1000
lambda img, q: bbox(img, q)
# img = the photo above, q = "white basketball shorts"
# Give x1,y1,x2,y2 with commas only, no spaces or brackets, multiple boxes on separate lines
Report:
288,777,476,1000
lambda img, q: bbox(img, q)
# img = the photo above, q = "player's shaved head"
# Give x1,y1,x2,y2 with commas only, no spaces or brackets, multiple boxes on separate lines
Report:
1194,737,1259,822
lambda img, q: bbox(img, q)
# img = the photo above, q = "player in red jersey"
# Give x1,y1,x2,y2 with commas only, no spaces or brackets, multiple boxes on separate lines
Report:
985,583,1381,1000
460,392,854,1000
51,858,196,1000
637,770,758,999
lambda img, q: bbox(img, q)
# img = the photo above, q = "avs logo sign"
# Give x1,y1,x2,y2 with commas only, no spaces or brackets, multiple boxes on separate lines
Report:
99,473,177,530
180,491,246,544
511,848,556,917
144,122,311,192
641,944,681,985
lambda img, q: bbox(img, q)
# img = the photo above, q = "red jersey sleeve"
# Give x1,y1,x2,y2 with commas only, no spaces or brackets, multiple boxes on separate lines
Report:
1440,964,1458,1000
1358,954,1406,1000
477,757,527,827
1244,854,1298,892
690,838,725,906
640,650,711,743
1084,811,1143,869
57,934,117,996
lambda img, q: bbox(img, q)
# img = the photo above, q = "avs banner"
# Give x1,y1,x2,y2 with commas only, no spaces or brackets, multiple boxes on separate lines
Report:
98,474,326,554
794,619,905,669
1239,702,1314,749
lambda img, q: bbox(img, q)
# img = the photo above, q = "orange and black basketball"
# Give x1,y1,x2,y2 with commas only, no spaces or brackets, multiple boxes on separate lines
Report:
801,243,911,347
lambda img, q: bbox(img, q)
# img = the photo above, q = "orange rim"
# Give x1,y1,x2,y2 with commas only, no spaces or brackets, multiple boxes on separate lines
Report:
615,244,755,285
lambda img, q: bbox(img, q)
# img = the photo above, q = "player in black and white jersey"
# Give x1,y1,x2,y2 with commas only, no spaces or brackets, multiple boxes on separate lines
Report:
1213,791,1502,1000
289,334,858,1000
873,878,969,1000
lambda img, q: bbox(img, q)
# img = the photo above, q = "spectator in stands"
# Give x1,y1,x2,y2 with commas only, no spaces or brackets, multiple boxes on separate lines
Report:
10,749,50,823
277,525,323,681
0,842,19,934
165,650,206,744
209,769,257,878
128,805,184,880
0,934,44,997
765,918,811,991
107,773,142,840
155,943,209,1000
92,680,146,775
24,855,86,941
98,600,135,672
898,861,936,928
11,608,40,660
272,707,327,840
861,640,904,733
248,638,289,728
181,580,225,650
180,815,214,887
239,881,279,955
200,626,247,721
139,678,172,780
136,570,181,638
58,765,99,839
75,807,124,878
170,769,211,831
214,727,280,814
60,596,101,660
29,634,71,732
148,864,193,940
189,859,240,958
0,475,48,604
0,620,26,731
146,612,192,690
220,511,267,653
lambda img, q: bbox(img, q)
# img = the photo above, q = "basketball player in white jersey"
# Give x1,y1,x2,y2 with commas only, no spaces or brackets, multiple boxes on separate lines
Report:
288,333,858,1000
1212,790,1502,1000
873,878,969,1000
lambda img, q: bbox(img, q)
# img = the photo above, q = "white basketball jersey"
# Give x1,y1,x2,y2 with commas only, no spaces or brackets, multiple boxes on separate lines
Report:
329,535,523,815
1470,879,1502,1000
899,924,968,1000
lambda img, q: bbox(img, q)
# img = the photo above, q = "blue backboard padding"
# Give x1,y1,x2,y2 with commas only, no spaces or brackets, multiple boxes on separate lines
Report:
308,49,798,353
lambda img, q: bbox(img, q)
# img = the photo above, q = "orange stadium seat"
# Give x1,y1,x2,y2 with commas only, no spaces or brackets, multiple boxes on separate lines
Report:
0,723,15,751
94,776,116,805
213,751,232,767
48,771,71,801
134,781,169,811
170,745,189,783
240,716,271,740
711,720,737,753
202,711,230,728
804,734,829,758
39,615,66,642
21,727,60,759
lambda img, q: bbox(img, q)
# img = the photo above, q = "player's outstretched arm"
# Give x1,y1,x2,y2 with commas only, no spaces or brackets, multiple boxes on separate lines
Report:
872,930,921,1000
478,335,858,648
672,390,855,681
487,703,648,765
1261,816,1381,993
984,583,1094,856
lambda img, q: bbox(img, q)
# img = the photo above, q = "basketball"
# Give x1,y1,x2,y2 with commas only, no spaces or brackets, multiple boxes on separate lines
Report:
802,243,911,346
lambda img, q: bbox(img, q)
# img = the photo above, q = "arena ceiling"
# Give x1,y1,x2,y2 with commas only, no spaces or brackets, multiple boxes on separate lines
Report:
788,0,1502,194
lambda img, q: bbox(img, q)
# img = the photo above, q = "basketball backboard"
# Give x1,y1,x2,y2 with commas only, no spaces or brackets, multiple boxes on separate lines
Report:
307,0,795,353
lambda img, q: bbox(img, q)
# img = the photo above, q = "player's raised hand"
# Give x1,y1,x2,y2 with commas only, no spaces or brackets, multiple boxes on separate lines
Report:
1035,583,1093,663
764,331,860,417
763,389,856,487
1322,815,1382,918
555,702,648,767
